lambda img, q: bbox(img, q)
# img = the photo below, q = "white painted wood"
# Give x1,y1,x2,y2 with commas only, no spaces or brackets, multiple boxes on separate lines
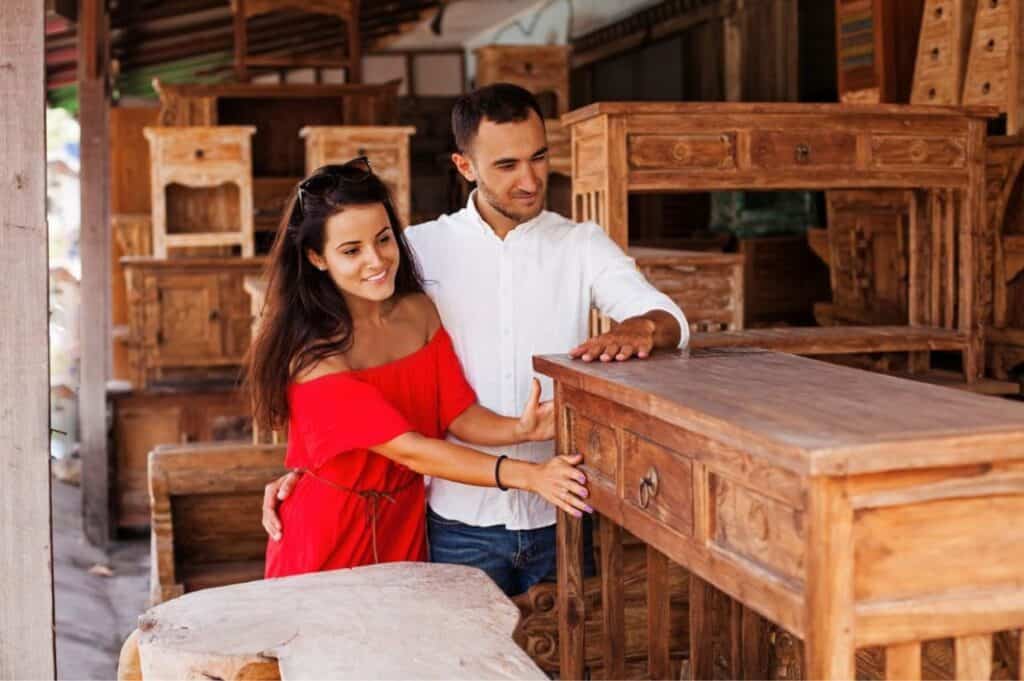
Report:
137,563,546,680
0,0,56,676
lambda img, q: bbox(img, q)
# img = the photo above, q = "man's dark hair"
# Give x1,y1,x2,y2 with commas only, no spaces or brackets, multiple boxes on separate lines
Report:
451,83,545,153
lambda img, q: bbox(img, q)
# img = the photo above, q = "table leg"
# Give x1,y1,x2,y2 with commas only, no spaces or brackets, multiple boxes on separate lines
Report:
558,508,585,680
599,517,625,679
648,544,672,679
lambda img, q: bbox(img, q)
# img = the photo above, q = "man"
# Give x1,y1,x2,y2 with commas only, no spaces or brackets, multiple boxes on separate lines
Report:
263,83,688,597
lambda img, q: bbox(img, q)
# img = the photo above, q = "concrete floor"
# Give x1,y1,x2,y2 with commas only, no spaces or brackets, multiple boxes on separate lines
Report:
52,476,149,680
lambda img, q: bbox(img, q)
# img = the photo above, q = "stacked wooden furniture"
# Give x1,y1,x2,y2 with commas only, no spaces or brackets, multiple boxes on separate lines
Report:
911,0,977,106
109,385,251,532
629,248,744,333
563,102,991,383
835,0,926,103
144,126,256,258
300,126,416,227
961,0,1023,134
231,0,360,83
537,349,1024,681
149,442,286,604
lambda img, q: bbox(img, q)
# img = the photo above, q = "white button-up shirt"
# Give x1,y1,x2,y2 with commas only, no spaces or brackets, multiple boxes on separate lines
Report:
405,192,689,530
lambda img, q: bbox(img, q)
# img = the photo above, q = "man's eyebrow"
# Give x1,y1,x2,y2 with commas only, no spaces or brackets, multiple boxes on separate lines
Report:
492,147,549,166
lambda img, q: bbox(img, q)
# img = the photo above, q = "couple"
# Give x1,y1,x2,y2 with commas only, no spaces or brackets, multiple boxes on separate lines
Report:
249,83,689,596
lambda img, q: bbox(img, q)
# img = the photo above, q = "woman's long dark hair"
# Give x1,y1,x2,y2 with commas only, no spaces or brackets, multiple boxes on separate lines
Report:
245,165,424,432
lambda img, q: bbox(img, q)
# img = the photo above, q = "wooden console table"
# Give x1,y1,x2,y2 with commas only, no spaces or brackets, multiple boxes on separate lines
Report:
563,102,994,379
535,350,1024,680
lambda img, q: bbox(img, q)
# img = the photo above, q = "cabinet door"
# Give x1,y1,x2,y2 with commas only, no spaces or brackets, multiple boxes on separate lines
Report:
115,402,184,528
218,272,253,362
153,273,224,364
320,140,403,205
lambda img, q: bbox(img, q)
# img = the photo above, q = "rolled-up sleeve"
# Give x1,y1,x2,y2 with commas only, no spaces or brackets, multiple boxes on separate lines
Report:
585,223,690,349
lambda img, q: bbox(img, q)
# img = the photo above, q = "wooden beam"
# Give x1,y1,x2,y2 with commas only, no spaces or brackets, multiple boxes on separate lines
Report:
0,0,56,677
79,0,112,546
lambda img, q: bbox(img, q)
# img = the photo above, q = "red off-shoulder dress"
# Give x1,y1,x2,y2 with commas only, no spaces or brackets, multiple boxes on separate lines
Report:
264,327,476,578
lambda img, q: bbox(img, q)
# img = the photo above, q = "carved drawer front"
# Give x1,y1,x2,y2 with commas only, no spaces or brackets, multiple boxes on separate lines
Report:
870,135,966,169
628,133,737,171
709,473,805,586
622,432,694,537
162,138,246,166
569,408,618,489
749,130,857,170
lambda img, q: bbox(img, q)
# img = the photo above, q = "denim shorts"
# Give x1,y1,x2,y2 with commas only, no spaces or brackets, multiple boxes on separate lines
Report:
427,506,596,597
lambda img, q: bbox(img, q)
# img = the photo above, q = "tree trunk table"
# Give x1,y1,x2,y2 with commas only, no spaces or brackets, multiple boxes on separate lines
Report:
123,562,545,680
536,348,1024,680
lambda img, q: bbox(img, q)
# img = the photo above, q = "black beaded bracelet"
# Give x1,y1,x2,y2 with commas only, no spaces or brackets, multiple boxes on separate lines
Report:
495,454,509,491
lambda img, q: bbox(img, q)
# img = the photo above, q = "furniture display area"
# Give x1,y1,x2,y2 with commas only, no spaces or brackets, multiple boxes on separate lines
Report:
536,349,1024,680
563,102,991,382
144,126,256,258
301,125,416,226
121,256,266,389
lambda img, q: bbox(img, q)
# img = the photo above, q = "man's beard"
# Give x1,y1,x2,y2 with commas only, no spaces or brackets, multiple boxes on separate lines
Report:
477,178,545,224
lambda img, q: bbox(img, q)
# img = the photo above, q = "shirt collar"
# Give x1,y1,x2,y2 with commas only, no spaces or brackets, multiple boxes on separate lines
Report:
464,189,548,240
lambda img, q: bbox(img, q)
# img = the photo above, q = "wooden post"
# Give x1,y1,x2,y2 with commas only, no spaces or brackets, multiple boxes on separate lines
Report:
0,0,56,675
346,0,361,83
79,0,113,545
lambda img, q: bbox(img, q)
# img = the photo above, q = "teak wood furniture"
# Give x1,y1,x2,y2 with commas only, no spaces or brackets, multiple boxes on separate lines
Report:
474,45,571,117
148,442,286,605
961,0,1024,134
911,0,977,106
629,248,744,332
144,126,256,258
535,349,1024,680
835,0,926,103
230,0,360,83
300,125,416,227
121,256,266,388
562,102,993,379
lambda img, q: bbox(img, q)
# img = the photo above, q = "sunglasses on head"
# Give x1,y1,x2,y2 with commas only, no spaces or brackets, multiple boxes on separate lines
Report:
293,156,373,222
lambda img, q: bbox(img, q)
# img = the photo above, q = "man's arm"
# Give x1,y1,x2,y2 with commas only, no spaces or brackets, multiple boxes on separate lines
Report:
569,309,681,362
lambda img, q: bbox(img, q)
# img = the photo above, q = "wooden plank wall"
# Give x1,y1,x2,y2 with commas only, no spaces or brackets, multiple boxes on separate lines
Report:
79,0,113,545
0,0,56,676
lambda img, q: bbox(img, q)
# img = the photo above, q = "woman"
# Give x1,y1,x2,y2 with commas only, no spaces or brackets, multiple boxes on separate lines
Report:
246,158,590,578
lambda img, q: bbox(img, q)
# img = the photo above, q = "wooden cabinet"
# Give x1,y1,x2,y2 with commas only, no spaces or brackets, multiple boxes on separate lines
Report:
538,349,1024,680
109,385,251,530
301,126,416,227
122,256,266,388
144,126,256,257
962,0,1024,134
630,248,744,332
825,189,912,324
911,0,976,105
474,45,571,117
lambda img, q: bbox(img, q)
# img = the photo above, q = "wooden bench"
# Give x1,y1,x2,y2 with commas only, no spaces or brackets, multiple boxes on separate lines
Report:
148,441,286,604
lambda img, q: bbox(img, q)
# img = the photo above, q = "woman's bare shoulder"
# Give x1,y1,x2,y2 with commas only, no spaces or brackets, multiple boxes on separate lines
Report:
292,352,351,384
395,292,441,340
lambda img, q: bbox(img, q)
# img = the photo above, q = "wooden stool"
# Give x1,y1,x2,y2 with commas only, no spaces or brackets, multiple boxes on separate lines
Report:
120,562,546,679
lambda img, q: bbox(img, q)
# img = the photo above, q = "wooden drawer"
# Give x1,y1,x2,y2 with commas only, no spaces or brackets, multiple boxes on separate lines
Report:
567,403,618,490
621,432,694,538
962,3,1012,105
709,473,805,585
749,130,857,170
870,135,966,168
320,143,400,168
628,133,736,171
160,138,246,166
492,57,564,85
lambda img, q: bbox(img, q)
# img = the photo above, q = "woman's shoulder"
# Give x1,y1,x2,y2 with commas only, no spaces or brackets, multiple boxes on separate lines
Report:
394,291,441,341
292,353,351,385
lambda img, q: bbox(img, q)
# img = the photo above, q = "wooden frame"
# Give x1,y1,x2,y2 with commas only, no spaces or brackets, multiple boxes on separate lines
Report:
149,442,286,605
143,126,256,258
536,350,1024,680
301,126,416,226
563,102,993,379
231,0,361,83
0,0,55,674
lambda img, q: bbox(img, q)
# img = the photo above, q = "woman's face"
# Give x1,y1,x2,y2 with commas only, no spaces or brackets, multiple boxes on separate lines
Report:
307,203,400,303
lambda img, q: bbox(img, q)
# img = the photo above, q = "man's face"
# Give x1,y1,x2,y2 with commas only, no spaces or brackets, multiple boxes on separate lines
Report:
454,109,549,224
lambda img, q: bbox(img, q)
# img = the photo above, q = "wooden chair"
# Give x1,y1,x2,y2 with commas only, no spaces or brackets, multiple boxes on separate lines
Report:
148,441,286,604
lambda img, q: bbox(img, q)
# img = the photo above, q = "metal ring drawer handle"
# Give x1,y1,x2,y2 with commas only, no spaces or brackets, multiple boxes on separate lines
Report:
638,466,659,509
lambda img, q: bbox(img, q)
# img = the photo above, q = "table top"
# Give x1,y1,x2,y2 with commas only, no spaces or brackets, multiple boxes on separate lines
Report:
535,349,1024,476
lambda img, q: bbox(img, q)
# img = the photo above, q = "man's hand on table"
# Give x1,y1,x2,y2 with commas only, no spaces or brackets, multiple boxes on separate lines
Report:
569,310,683,363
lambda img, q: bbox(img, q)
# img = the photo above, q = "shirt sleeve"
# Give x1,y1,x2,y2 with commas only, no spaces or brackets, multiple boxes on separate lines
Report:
433,327,478,433
585,223,690,349
291,376,414,471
